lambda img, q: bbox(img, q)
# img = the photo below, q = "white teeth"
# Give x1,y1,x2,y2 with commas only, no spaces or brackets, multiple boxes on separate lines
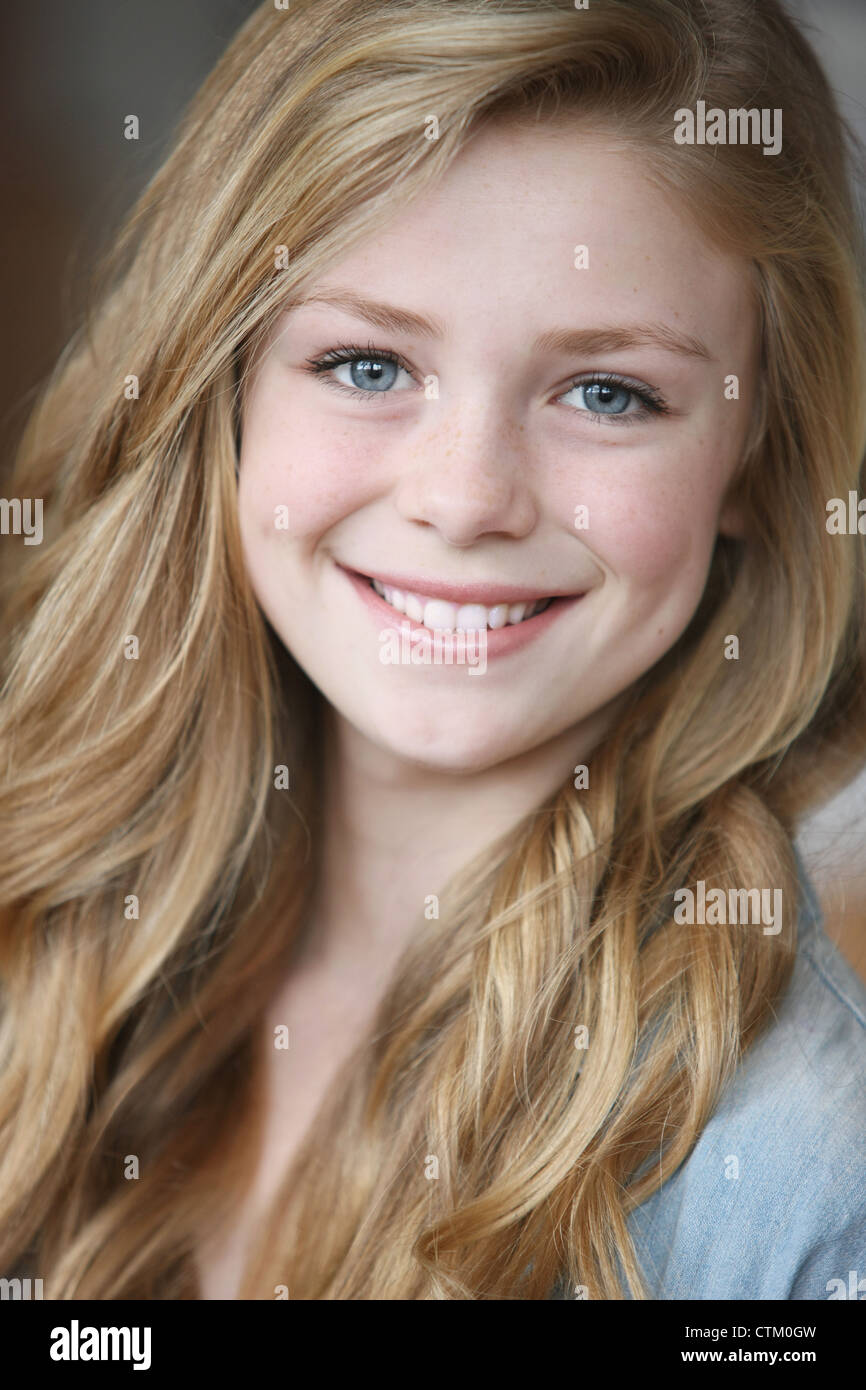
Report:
382,585,405,614
423,599,456,630
369,578,552,630
456,603,489,630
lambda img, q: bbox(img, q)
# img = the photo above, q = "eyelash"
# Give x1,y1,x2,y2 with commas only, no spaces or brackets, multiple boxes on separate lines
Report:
303,341,671,422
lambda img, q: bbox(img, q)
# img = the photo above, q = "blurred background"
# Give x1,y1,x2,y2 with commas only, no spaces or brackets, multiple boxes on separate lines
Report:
1,0,865,977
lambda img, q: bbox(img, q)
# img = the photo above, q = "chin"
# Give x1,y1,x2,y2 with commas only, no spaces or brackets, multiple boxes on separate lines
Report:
355,706,545,776
383,741,515,776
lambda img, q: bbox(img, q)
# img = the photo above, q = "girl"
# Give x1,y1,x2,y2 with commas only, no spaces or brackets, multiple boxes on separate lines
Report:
2,0,865,1300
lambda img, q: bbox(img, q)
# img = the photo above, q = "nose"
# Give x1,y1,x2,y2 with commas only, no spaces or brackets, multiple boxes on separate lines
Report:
393,399,538,547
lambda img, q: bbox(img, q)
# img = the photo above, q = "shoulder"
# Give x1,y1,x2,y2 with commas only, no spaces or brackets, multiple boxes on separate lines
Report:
628,861,866,1301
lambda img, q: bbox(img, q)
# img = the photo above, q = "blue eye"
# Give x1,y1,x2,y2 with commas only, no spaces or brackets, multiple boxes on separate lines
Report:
576,382,632,414
306,343,414,398
339,357,400,392
558,374,669,422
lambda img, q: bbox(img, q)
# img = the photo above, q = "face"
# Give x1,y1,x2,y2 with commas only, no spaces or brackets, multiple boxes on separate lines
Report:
238,120,758,773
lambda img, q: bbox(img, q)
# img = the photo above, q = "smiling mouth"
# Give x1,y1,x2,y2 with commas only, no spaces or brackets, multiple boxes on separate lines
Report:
356,572,568,632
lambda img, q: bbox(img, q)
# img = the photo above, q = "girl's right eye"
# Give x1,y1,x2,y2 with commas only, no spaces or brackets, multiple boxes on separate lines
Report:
305,345,416,399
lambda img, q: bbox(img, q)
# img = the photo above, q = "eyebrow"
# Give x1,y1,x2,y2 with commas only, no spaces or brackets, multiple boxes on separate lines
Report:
296,288,714,362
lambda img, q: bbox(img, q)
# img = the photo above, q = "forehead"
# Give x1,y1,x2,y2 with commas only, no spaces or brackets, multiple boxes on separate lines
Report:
304,119,757,360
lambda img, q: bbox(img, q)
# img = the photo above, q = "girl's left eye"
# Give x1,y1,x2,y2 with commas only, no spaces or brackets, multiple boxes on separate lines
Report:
557,375,670,422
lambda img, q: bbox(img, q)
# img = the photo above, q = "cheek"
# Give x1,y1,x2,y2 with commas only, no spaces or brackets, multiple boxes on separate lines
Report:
606,499,706,591
567,451,729,595
238,371,385,543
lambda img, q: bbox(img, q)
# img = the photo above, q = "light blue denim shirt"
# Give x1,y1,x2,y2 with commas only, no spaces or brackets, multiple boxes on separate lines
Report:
614,848,866,1300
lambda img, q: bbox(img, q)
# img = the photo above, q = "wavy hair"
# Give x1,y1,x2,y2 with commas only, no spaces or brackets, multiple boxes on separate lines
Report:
1,0,865,1299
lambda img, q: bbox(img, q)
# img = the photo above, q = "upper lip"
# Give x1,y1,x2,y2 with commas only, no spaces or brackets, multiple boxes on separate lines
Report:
341,564,581,605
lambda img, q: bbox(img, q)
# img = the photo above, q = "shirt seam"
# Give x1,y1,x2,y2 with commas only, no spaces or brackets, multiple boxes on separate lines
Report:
798,934,866,1034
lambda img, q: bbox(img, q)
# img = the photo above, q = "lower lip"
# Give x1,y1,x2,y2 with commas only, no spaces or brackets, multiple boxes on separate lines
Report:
340,567,584,659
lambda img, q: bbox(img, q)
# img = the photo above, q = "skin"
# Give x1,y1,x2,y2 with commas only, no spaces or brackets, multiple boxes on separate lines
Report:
202,119,760,1298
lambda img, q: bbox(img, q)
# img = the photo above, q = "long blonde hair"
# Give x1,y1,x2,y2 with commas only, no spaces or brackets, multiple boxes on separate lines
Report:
2,0,865,1299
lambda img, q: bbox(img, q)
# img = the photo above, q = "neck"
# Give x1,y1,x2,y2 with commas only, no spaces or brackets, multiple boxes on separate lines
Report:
297,696,623,977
